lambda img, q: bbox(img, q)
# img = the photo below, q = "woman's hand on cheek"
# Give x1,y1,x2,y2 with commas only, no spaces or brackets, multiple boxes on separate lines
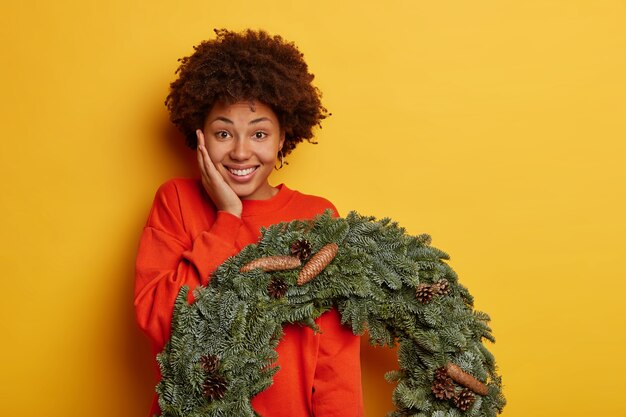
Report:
196,129,243,218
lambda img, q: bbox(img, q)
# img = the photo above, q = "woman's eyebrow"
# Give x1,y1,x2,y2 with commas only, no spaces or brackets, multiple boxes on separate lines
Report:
249,117,273,125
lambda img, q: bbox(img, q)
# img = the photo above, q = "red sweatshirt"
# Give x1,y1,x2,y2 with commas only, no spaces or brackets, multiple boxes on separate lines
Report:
134,178,363,417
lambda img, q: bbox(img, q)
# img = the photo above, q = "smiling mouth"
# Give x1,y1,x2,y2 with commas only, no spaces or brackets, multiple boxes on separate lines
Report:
228,167,258,176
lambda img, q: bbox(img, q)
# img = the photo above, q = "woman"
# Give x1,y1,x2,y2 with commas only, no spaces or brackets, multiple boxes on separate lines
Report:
134,28,363,416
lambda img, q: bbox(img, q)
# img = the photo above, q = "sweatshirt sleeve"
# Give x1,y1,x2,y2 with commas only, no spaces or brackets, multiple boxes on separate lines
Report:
134,180,243,349
311,308,364,416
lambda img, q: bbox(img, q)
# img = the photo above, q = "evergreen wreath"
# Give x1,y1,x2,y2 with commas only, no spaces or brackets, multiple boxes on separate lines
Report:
156,211,506,417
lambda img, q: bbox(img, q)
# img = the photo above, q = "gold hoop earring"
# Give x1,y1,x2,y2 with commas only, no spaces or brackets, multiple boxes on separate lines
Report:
275,150,284,170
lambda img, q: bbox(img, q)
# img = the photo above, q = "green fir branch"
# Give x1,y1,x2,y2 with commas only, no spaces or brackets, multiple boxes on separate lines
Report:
156,211,505,416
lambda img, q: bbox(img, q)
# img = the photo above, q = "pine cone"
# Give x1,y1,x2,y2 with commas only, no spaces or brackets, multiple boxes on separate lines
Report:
434,278,450,296
297,243,339,285
268,277,289,298
200,354,220,373
290,238,312,261
431,376,455,400
453,388,476,411
434,367,449,381
240,255,301,273
203,374,228,401
445,363,488,396
416,283,435,303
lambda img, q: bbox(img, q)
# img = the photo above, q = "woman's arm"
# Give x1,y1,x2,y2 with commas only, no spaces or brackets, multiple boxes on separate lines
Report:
312,308,364,417
309,202,363,415
134,180,243,349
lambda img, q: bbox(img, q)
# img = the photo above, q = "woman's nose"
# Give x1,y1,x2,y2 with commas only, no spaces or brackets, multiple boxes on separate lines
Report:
229,137,252,160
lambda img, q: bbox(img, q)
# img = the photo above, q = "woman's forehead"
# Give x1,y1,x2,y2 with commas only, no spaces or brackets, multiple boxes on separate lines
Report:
214,100,273,114
206,100,279,125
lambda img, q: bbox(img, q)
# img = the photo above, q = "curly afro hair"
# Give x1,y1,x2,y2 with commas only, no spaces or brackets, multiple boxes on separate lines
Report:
165,28,329,156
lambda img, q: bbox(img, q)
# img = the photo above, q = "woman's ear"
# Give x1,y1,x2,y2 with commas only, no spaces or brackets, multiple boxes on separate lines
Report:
279,130,285,151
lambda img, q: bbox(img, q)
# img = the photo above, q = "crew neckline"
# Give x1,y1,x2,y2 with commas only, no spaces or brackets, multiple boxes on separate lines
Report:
241,183,293,216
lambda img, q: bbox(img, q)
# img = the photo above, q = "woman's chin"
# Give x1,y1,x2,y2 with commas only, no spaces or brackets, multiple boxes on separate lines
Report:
233,183,274,201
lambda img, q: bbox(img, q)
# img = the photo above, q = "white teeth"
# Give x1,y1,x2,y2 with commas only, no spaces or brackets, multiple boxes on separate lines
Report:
229,167,256,176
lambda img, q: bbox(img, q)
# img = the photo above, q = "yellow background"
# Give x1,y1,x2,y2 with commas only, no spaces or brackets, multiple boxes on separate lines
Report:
1,1,625,416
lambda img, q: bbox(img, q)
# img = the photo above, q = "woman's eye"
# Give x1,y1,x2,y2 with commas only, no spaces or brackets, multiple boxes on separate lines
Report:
254,131,267,139
216,131,230,139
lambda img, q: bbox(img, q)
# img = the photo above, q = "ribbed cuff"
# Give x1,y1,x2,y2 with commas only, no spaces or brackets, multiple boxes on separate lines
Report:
211,211,244,240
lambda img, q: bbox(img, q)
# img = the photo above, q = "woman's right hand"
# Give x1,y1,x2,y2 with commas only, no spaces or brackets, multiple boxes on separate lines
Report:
196,129,243,218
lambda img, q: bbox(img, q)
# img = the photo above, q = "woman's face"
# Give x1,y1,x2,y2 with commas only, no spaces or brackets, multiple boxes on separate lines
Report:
202,100,285,200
